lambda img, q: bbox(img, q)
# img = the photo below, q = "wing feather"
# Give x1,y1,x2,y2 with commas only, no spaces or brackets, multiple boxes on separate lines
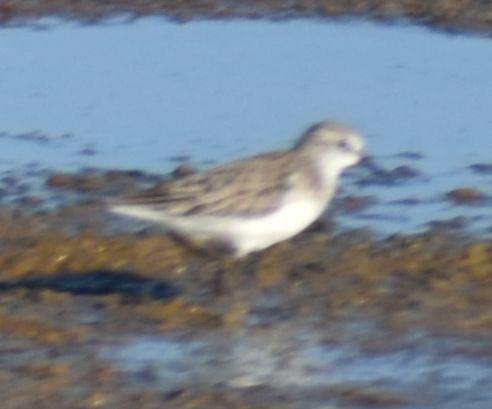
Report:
109,151,301,217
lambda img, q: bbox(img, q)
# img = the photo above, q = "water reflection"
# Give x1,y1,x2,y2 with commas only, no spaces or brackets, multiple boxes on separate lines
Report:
103,326,492,408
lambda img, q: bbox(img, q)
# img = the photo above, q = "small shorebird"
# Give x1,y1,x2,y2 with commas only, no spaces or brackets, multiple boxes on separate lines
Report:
109,121,364,257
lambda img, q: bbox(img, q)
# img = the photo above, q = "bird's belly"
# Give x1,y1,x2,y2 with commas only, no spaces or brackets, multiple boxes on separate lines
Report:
111,198,326,256
226,199,324,254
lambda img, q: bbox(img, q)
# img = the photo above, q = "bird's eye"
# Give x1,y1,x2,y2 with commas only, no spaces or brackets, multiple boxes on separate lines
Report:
337,139,351,151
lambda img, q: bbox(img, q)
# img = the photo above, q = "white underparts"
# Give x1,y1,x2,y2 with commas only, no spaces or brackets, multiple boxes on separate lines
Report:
110,196,327,257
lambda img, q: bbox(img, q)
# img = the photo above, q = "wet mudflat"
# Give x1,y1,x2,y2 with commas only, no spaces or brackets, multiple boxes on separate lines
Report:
3,0,492,34
0,166,491,408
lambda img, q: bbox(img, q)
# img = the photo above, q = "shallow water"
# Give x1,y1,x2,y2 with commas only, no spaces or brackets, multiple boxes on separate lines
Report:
0,18,491,233
103,326,492,408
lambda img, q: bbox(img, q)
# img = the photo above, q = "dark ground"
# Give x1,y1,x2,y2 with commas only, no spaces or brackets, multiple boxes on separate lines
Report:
0,165,491,408
1,0,492,35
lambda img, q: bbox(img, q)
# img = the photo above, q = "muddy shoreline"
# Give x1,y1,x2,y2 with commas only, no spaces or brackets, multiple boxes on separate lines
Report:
0,166,491,408
1,0,492,34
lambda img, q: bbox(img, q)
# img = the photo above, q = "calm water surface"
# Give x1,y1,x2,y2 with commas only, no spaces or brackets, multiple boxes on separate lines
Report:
1,18,491,233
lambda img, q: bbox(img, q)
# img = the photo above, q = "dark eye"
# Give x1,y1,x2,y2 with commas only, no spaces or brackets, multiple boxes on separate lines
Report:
337,139,351,151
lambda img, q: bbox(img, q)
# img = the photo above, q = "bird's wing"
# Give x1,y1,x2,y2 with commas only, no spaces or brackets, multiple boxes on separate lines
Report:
109,151,302,218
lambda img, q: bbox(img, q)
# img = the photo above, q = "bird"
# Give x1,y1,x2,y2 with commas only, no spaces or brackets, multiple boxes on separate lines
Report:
108,121,364,257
